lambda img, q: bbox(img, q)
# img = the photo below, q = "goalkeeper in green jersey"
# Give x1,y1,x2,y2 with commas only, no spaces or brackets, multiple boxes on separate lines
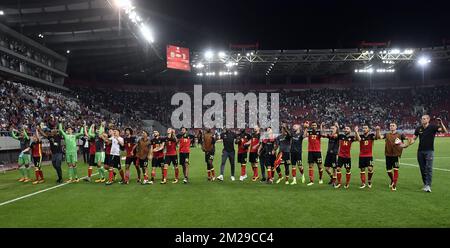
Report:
11,127,32,182
59,123,84,182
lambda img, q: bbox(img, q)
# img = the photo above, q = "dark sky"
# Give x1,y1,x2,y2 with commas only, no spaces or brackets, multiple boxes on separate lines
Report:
138,0,450,50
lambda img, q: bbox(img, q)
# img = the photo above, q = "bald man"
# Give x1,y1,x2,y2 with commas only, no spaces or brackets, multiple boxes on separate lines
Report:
410,115,447,193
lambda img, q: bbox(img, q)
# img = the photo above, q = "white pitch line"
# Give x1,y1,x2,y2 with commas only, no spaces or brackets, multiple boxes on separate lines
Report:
0,173,98,207
401,157,450,159
375,159,450,172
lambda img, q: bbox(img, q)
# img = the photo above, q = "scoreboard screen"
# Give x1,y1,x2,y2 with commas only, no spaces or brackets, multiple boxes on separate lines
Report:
166,45,191,71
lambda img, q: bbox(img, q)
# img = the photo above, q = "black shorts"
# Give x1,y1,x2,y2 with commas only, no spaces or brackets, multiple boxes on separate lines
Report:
164,155,178,166
33,156,42,167
385,156,399,170
281,152,291,165
337,156,351,169
109,155,121,169
264,154,276,167
324,152,337,168
179,153,190,165
125,156,136,166
152,157,165,168
249,152,258,163
137,158,148,168
237,153,248,164
89,154,96,166
359,157,374,168
204,152,214,163
104,154,111,165
290,151,302,166
307,152,322,164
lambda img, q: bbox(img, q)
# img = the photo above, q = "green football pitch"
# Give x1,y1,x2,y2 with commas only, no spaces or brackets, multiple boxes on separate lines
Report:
1,138,450,228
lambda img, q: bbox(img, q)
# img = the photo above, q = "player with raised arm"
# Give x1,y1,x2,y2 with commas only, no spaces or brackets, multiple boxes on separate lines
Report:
59,123,84,183
11,127,32,182
376,123,412,191
303,121,324,186
202,128,216,181
275,124,292,184
236,128,251,181
335,126,356,189
290,124,305,185
26,129,44,184
259,127,278,184
354,124,377,189
178,127,193,184
105,128,125,185
150,130,166,184
410,116,448,192
248,126,261,182
38,127,64,183
85,123,107,183
323,122,339,186
164,128,179,183
123,128,138,184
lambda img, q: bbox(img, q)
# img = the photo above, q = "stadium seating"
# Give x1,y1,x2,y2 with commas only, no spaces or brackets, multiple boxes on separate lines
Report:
1,80,449,136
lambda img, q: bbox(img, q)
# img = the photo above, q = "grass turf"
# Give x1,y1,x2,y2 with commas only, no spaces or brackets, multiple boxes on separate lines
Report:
0,138,449,227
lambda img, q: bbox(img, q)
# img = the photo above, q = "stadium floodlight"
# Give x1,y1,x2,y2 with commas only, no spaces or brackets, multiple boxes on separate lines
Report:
66,50,70,54
204,50,214,60
418,57,431,66
38,33,44,38
114,0,132,9
367,68,374,73
0,10,4,15
139,24,154,43
404,49,414,54
390,49,400,54
234,71,238,75
218,51,226,58
226,61,236,68
195,63,204,69
246,53,250,56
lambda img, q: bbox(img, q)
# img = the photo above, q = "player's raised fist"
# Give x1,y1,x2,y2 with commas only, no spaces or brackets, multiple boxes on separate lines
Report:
354,126,359,132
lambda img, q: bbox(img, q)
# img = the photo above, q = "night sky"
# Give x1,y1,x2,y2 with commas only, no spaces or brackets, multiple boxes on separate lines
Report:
138,0,450,50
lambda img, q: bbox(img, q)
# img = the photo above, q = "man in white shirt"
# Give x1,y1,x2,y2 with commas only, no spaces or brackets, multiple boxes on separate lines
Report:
105,128,124,185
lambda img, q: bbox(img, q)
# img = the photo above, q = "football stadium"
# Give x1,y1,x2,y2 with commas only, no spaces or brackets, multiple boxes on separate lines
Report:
0,0,450,238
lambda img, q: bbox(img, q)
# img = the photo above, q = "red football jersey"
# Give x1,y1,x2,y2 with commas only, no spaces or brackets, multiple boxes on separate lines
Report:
178,134,191,153
165,137,177,156
359,133,375,157
89,139,96,155
151,138,164,158
307,130,322,152
105,141,112,155
338,134,355,158
249,133,260,153
237,133,251,154
31,141,42,157
124,136,136,157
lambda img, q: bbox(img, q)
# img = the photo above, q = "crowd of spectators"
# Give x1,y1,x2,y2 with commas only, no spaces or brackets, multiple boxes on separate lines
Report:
1,80,449,137
0,34,56,83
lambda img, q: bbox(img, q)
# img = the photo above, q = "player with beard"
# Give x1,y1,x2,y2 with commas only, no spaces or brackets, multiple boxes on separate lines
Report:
354,124,377,189
335,126,356,189
164,128,179,183
202,128,216,181
303,121,325,186
324,123,339,186
150,130,166,184
249,126,261,182
123,128,139,184
258,127,278,184
236,128,251,181
178,127,194,184
275,125,292,184
136,130,152,184
290,124,305,185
